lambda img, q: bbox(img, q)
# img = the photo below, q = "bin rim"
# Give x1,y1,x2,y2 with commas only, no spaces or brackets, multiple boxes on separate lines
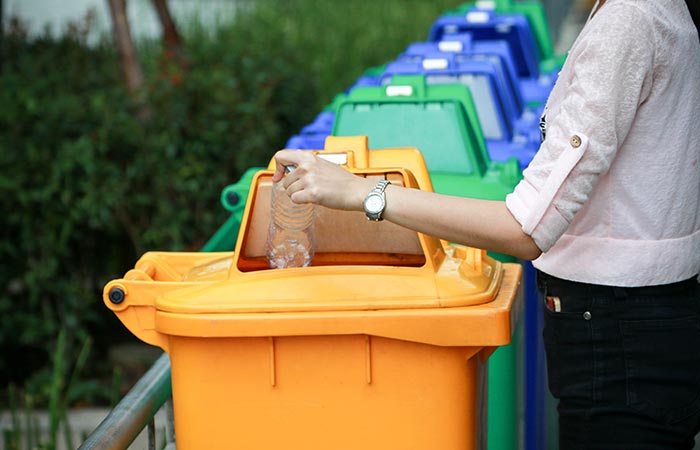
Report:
151,263,522,347
152,246,503,314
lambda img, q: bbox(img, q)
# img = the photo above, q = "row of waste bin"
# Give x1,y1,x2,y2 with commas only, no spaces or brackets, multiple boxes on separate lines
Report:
105,1,566,449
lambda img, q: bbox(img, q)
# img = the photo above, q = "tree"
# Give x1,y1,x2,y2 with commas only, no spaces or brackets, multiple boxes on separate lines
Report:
1,0,4,73
151,0,186,70
106,0,185,118
106,0,145,96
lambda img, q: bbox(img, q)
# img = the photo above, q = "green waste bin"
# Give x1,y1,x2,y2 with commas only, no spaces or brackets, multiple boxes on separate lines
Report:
201,167,263,252
332,74,524,450
332,75,521,196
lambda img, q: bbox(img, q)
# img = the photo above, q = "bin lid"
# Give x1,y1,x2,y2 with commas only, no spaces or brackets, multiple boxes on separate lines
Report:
104,137,523,347
153,136,504,315
152,243,503,315
398,36,524,116
443,1,555,62
333,75,489,176
109,137,505,315
428,11,540,79
379,58,512,141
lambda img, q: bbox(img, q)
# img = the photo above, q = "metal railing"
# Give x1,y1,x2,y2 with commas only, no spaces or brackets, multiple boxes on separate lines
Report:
78,353,174,450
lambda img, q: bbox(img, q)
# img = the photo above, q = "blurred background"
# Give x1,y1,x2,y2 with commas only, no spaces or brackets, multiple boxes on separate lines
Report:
0,0,592,447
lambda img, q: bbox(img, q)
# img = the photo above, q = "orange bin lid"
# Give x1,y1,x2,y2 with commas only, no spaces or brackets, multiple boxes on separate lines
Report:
155,244,502,314
103,136,522,349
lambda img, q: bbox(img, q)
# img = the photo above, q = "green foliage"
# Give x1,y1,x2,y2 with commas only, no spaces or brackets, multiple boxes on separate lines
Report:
0,0,458,406
0,27,129,392
223,0,460,110
3,331,92,450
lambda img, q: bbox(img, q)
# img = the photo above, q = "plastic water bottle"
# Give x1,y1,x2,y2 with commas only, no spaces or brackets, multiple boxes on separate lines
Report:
265,167,315,269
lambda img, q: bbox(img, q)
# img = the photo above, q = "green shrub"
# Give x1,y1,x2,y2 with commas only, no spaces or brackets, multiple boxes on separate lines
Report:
0,0,457,405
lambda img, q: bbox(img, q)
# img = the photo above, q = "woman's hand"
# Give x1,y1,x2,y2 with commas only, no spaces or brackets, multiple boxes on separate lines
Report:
272,149,375,211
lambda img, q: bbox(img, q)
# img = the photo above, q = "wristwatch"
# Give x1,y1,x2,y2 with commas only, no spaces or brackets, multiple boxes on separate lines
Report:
363,179,391,221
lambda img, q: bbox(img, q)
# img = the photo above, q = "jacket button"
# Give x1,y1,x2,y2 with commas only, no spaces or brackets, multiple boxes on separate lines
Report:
570,135,582,148
583,311,592,320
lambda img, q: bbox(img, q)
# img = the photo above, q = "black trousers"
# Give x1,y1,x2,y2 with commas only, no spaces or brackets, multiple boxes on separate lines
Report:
537,271,700,450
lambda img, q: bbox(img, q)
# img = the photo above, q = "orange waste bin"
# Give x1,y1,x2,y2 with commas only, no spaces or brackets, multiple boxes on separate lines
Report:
104,136,523,450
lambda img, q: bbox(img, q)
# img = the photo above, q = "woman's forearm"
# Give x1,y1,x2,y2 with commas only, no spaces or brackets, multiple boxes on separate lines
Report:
382,184,542,260
272,150,542,261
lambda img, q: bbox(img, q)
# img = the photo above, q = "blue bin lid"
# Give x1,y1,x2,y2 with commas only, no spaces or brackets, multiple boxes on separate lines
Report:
398,39,525,123
470,40,524,113
428,10,540,79
380,55,514,143
300,111,336,135
404,32,473,56
284,133,329,150
402,34,523,115
348,73,382,91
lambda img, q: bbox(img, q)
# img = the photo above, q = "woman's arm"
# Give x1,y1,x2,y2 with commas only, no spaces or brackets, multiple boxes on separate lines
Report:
272,149,542,261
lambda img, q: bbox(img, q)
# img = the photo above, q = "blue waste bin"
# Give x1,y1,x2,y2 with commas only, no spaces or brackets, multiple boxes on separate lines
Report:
379,53,539,167
428,9,555,107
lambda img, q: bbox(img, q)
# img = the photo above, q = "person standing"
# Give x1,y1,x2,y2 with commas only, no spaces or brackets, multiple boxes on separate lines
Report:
271,0,700,448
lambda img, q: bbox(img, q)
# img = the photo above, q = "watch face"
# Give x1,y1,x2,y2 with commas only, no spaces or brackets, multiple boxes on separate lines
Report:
364,193,384,213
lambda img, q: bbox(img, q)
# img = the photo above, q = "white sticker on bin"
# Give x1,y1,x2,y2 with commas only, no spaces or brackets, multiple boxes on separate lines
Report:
466,11,490,23
318,153,348,166
475,0,496,10
438,41,464,53
386,85,413,97
422,58,449,70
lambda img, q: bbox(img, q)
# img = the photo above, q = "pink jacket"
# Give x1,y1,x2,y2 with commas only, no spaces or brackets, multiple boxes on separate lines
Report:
505,0,700,286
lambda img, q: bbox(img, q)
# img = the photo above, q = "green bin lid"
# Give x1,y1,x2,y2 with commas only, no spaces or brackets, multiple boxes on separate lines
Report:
332,74,521,199
333,74,489,177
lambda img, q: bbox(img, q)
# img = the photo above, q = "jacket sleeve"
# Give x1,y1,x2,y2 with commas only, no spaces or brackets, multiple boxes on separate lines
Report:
506,3,656,252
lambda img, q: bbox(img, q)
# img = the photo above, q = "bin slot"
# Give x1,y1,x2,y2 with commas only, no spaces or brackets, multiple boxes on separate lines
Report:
237,173,425,272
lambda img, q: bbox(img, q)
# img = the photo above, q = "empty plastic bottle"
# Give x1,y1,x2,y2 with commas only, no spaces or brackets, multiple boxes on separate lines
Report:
265,166,315,269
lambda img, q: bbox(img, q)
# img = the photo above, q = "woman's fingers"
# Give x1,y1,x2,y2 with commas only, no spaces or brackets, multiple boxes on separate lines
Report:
272,150,313,182
271,149,370,210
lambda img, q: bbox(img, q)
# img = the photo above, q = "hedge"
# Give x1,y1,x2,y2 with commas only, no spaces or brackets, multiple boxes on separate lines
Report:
0,0,458,405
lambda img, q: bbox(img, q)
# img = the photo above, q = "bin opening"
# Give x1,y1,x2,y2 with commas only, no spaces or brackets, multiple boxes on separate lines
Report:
236,171,426,272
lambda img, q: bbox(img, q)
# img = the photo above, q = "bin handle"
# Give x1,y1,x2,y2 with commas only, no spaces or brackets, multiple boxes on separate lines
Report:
103,279,170,352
